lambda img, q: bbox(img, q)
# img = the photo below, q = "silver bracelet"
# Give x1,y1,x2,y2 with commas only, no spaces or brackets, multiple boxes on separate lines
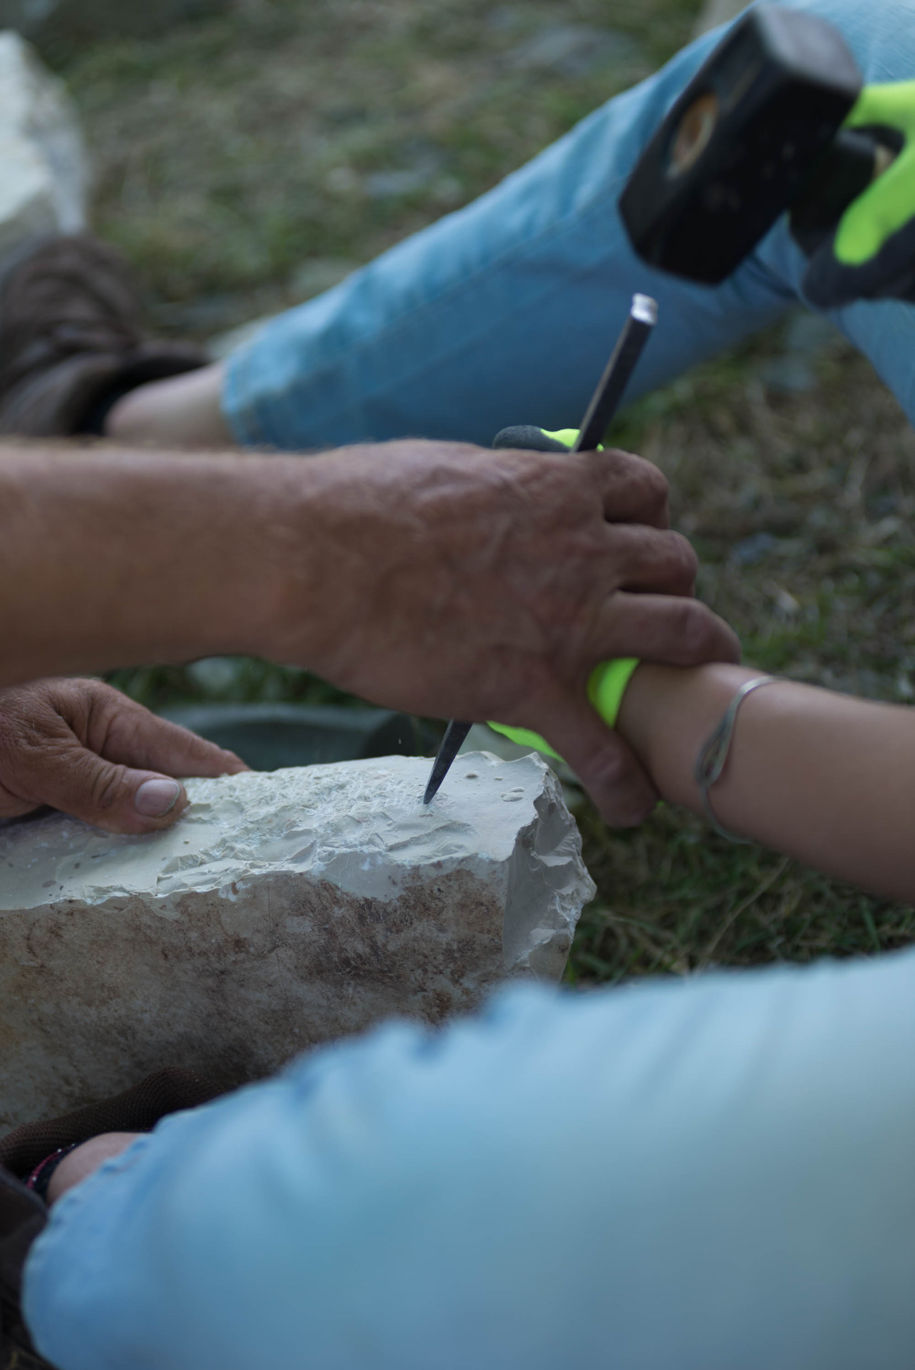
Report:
693,675,778,843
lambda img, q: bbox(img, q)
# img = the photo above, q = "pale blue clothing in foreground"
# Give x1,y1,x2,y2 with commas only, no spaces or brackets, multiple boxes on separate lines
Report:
223,0,915,451
25,954,915,1370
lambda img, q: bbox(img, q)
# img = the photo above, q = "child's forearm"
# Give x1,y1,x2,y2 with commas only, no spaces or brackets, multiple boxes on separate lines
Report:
616,663,915,903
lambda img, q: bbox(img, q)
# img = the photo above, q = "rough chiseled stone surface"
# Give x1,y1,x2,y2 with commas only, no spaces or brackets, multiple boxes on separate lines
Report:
0,752,595,1129
0,30,86,267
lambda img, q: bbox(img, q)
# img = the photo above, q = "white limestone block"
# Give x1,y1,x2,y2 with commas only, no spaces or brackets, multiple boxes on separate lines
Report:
0,31,87,268
0,753,595,1129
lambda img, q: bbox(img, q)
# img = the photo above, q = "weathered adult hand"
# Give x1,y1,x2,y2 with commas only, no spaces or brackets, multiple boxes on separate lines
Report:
265,441,740,826
0,441,737,829
0,677,246,834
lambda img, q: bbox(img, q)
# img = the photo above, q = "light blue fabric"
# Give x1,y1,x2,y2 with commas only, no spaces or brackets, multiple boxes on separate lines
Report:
24,953,915,1370
223,0,915,451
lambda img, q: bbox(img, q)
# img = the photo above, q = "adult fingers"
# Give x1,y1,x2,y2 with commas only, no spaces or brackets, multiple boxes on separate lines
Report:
535,691,659,827
582,448,671,527
3,728,195,834
78,693,247,833
90,692,247,780
584,591,741,669
0,679,246,832
597,524,698,595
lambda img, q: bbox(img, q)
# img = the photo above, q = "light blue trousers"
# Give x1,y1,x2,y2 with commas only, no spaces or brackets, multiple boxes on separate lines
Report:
25,3,915,1365
223,0,915,450
25,956,915,1370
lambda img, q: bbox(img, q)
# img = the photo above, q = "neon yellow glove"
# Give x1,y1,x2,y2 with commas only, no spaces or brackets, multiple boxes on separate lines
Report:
804,80,915,305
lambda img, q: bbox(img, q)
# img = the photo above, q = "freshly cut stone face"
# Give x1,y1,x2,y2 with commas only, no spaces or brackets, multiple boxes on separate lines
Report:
0,753,595,1129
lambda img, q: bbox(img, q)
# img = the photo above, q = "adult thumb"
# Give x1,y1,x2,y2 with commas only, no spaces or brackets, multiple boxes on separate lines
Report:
32,739,191,835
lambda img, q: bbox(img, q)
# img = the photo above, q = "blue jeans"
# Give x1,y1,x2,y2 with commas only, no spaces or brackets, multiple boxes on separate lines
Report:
223,0,915,451
25,954,915,1370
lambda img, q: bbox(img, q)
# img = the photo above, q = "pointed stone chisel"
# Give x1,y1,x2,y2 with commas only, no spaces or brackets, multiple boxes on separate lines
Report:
421,292,658,806
422,718,473,805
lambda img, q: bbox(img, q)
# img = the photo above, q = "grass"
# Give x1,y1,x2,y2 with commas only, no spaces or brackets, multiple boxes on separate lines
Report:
55,0,670,329
52,0,915,983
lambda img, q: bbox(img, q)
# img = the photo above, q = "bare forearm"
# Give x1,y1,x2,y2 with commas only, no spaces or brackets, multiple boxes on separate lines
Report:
0,443,311,681
617,663,915,902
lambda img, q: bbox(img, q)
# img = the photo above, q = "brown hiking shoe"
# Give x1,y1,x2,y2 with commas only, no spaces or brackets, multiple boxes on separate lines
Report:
0,235,207,437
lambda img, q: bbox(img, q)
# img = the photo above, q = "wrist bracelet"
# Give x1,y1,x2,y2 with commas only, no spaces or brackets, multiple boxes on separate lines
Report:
25,1143,81,1203
693,675,778,842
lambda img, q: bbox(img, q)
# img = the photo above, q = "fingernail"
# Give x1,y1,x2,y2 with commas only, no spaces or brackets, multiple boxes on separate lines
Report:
134,778,182,817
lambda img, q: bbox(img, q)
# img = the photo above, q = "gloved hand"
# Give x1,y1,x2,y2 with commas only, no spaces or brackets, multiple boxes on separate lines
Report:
803,81,915,307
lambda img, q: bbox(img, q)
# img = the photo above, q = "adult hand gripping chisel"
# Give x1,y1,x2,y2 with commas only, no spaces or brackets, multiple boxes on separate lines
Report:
422,293,658,805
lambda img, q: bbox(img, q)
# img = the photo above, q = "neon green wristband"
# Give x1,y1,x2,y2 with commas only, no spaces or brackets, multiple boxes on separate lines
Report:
487,657,640,762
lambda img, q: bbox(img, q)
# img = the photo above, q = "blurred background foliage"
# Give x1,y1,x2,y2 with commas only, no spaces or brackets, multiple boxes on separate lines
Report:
29,0,915,980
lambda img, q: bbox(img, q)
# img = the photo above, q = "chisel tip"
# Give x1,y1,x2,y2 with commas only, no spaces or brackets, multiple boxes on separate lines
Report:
422,719,473,804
